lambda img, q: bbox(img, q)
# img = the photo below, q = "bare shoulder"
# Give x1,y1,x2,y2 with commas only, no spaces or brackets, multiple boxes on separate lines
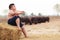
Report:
9,10,14,14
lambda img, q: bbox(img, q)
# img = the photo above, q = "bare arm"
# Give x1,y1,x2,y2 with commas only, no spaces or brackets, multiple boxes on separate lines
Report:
15,11,24,15
9,10,24,16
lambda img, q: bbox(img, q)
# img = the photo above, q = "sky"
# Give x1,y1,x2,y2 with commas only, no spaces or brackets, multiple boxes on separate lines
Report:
0,0,60,16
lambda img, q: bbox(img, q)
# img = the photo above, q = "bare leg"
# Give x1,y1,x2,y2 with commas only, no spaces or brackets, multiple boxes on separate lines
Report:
22,26,28,38
16,18,27,37
16,18,21,30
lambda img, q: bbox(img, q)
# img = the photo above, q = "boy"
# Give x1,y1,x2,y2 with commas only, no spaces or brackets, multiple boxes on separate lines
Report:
7,3,27,37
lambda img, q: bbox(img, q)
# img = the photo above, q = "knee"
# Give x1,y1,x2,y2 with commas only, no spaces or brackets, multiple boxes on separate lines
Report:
16,18,20,22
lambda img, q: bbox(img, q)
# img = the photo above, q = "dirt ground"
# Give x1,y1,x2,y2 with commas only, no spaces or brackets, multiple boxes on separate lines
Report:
20,16,60,40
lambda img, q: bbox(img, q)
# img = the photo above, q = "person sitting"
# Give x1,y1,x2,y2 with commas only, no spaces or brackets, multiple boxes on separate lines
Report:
7,3,28,37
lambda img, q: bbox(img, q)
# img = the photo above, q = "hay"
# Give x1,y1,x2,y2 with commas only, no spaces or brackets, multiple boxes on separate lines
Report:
0,22,22,40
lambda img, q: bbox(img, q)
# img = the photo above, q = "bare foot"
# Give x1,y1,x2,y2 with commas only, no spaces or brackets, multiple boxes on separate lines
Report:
18,28,21,31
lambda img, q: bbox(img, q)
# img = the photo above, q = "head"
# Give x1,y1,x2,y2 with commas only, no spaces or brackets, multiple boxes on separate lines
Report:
9,3,16,10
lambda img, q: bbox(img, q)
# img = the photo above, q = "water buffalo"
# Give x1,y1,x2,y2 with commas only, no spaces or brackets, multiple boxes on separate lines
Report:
21,16,49,25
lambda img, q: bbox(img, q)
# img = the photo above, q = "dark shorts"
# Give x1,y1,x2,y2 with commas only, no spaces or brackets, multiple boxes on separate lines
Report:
8,16,23,28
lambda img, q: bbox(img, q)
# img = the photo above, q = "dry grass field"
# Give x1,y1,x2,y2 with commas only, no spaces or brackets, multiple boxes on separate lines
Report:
0,16,60,40
20,16,60,40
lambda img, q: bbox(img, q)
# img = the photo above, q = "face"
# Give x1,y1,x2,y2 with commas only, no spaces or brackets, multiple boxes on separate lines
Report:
11,5,16,10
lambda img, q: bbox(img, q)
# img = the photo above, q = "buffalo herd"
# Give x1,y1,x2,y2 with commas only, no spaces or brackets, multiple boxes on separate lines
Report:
21,16,49,25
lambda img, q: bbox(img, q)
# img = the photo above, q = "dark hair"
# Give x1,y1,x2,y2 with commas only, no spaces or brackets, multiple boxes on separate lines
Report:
9,3,15,9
